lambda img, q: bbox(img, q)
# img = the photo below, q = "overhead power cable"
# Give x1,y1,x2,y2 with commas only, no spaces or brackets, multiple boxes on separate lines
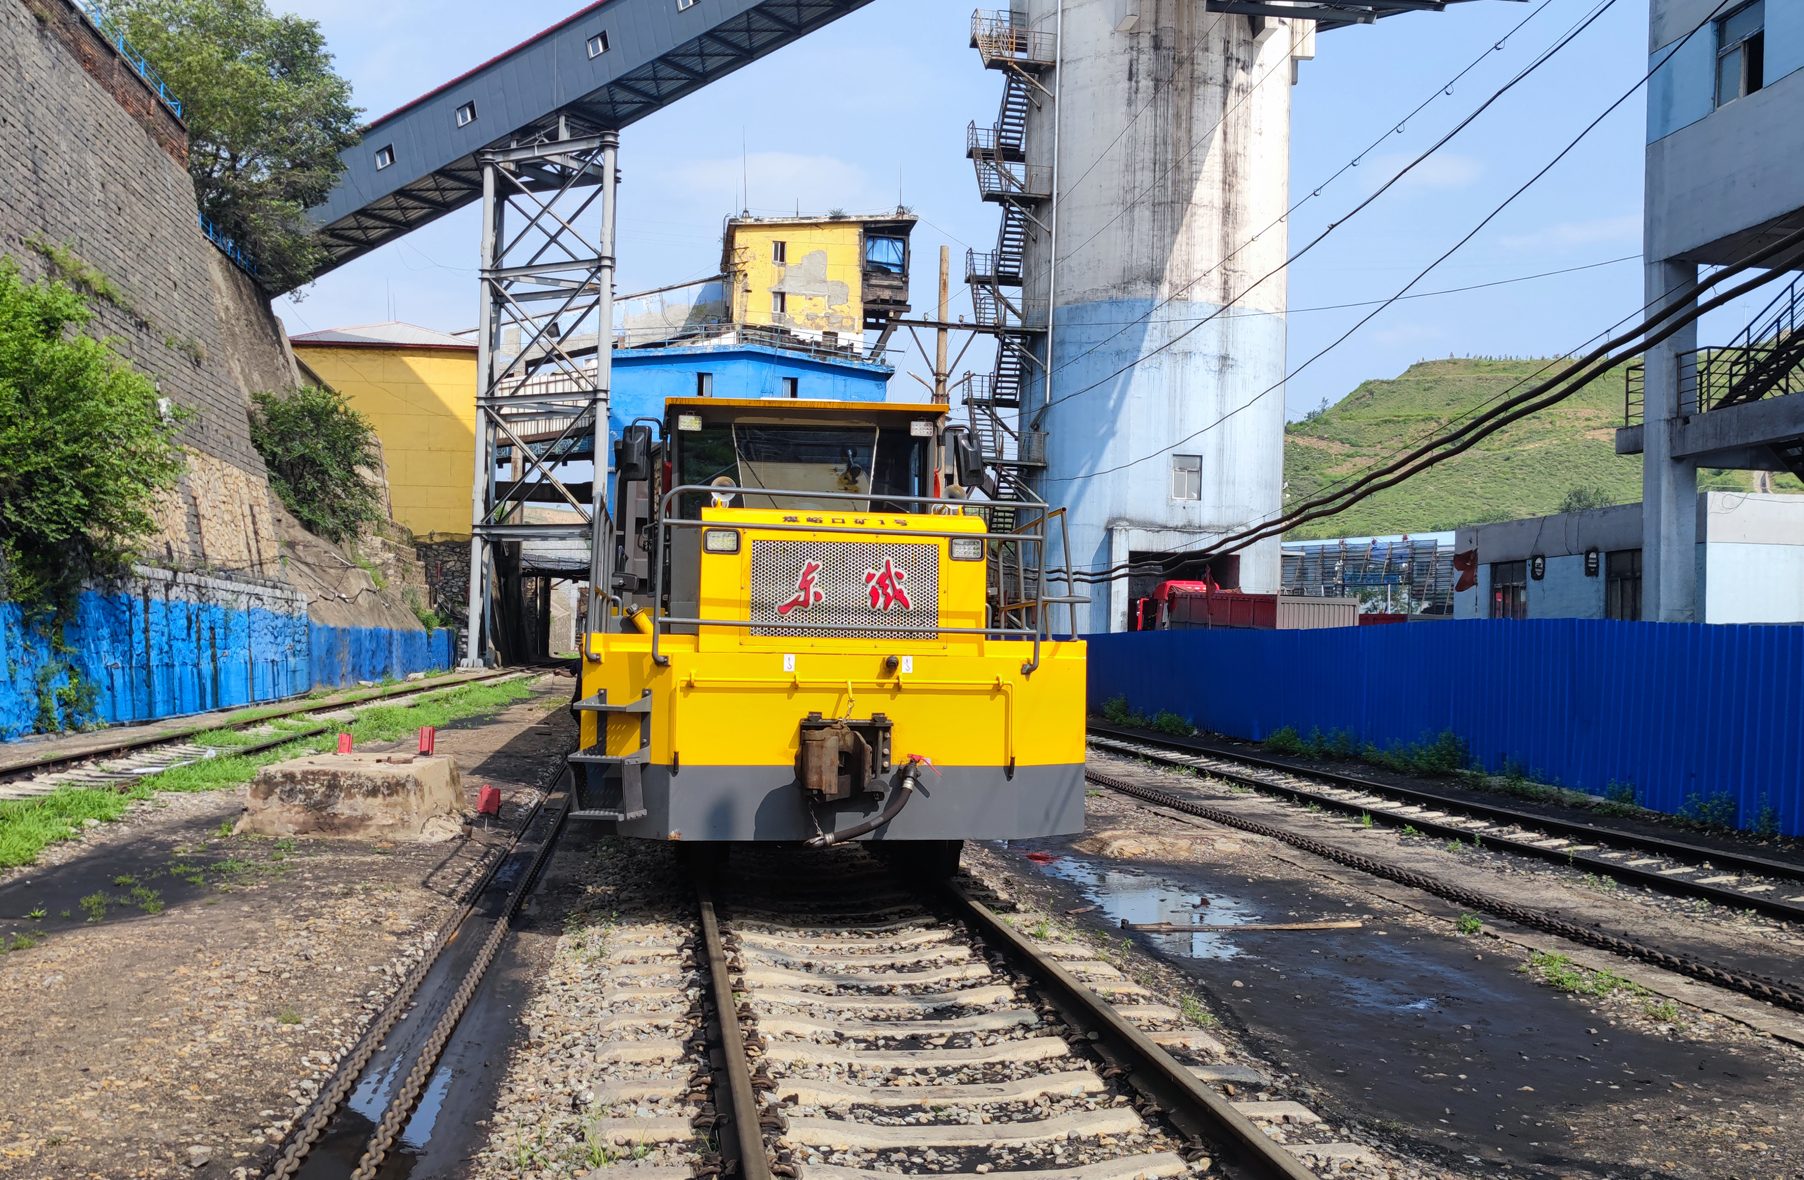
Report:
1065,223,1804,587
1028,0,1567,407
1033,0,1622,426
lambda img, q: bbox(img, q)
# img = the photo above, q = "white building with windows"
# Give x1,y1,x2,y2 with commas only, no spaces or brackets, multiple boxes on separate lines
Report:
1452,492,1804,623
1618,0,1804,619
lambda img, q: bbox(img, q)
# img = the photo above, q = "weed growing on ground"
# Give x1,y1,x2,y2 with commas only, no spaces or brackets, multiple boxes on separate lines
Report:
1582,872,1620,892
1524,950,1644,999
1029,918,1054,939
1364,730,1469,776
26,905,44,920
130,886,163,915
3,932,38,953
1644,999,1681,1023
1456,913,1482,935
1359,812,1374,829
277,1006,303,1025
112,874,135,886
1179,994,1219,1027
1751,794,1780,838
1680,790,1738,829
79,892,106,923
1401,825,1420,837
1443,840,1466,854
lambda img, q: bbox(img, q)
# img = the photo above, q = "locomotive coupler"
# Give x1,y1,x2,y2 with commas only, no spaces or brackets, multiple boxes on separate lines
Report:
797,712,893,803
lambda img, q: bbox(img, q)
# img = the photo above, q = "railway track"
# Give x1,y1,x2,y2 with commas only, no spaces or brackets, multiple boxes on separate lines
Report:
1087,723,1804,925
481,844,1411,1180
0,667,525,801
1080,732,1804,1015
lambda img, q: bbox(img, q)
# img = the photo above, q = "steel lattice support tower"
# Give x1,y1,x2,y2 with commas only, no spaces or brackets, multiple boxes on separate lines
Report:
463,130,619,666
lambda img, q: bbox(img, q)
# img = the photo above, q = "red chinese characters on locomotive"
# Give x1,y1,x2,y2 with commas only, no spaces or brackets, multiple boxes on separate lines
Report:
777,560,825,615
864,557,911,611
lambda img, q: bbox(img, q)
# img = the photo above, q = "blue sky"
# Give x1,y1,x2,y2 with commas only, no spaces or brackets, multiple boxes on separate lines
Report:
269,0,1740,419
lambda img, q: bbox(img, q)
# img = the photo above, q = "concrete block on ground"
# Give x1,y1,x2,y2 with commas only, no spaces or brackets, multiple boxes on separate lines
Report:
238,751,464,839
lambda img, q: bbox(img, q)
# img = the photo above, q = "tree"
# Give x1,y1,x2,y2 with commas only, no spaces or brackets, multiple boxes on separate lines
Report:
1558,485,1616,514
248,385,383,543
100,0,361,295
0,259,187,610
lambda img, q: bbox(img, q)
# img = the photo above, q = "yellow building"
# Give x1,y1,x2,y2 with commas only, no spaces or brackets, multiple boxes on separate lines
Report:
722,212,916,345
289,322,478,539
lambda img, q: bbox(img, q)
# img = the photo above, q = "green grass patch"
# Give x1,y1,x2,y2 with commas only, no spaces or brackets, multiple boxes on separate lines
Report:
1524,950,1643,999
1456,912,1482,935
0,677,537,869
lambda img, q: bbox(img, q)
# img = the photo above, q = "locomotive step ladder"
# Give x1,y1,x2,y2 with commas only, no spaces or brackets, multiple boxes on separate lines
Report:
570,688,652,821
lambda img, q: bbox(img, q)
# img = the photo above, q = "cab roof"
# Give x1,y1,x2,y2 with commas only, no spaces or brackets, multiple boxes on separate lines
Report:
664,398,948,415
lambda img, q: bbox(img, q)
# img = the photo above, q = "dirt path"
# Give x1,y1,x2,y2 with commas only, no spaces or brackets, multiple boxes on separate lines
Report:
0,675,577,1180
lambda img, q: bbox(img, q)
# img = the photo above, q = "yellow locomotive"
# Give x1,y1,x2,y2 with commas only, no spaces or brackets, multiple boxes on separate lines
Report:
573,397,1086,873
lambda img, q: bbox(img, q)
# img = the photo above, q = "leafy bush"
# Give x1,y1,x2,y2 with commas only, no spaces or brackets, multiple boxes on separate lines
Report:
1680,790,1738,830
249,385,383,542
1149,710,1193,736
0,260,187,609
99,0,361,294
1100,695,1146,728
1363,730,1469,776
1264,725,1356,761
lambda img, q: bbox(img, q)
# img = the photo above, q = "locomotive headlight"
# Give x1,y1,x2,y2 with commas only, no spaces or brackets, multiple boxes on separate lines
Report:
948,537,984,562
703,529,740,554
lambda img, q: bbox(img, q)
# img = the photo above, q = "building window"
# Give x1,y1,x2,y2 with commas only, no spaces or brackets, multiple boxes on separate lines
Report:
1491,560,1528,620
587,31,609,57
783,377,799,399
1716,1,1764,107
676,0,696,9
1605,549,1642,621
455,101,477,127
772,240,787,264
373,145,395,170
696,372,713,397
1170,454,1201,501
865,236,906,275
771,291,787,316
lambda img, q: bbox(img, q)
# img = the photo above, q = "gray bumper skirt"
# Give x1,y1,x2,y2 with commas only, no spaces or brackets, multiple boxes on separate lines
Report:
578,763,1086,842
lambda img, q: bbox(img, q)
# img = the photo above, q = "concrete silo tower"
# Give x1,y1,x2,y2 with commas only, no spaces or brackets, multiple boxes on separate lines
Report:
965,4,1315,634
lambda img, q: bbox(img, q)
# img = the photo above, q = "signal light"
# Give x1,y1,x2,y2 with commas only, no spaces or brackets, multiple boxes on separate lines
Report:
703,529,740,554
949,537,984,561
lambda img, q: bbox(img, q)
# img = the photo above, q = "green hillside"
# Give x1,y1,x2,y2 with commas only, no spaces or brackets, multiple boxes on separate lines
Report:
1283,358,1802,540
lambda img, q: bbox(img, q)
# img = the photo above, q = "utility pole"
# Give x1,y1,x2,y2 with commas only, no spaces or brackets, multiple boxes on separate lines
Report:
934,245,950,403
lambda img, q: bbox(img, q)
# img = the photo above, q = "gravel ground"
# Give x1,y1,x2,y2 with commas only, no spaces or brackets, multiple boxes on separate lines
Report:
0,675,575,1180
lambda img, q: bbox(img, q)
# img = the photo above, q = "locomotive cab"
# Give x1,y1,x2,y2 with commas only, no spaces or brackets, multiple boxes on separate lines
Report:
575,397,1086,862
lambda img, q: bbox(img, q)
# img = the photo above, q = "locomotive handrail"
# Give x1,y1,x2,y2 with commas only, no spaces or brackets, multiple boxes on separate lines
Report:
645,483,1071,672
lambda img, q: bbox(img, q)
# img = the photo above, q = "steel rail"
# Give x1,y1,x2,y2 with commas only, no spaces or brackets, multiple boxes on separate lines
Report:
350,770,574,1178
267,761,569,1179
697,880,774,1180
1084,768,1804,1014
943,881,1318,1180
1089,724,1804,924
0,667,523,780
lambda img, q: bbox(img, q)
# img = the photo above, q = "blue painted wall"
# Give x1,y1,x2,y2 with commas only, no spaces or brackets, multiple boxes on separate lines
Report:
1088,621,1803,836
609,342,892,440
0,575,457,740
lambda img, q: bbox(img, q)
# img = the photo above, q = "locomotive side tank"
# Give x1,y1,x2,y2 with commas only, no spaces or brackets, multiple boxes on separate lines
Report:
573,397,1086,861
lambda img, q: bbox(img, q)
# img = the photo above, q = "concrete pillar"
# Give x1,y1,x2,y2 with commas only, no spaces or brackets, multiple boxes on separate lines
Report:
1022,2,1303,633
1641,258,1698,621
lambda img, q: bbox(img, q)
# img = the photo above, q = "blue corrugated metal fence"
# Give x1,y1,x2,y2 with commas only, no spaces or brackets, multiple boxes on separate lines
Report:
1087,620,1803,837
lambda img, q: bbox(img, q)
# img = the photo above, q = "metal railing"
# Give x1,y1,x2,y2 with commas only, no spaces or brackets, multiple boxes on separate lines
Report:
965,248,1020,286
79,2,183,118
970,10,1057,69
974,158,1052,202
1626,275,1804,425
644,485,1082,674
199,213,258,277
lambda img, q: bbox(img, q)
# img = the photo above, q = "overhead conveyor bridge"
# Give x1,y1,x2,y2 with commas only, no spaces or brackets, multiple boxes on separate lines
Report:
299,0,876,285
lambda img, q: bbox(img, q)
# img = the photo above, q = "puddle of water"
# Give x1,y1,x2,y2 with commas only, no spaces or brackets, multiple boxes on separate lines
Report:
1033,854,1257,961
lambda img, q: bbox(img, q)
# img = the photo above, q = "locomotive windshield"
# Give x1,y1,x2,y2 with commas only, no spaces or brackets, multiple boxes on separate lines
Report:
675,422,929,515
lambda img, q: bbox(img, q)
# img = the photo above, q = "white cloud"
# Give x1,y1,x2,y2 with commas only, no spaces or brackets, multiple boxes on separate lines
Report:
1499,215,1642,253
1359,151,1484,195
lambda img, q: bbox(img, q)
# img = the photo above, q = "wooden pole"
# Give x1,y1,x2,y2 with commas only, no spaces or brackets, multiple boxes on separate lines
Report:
934,246,950,403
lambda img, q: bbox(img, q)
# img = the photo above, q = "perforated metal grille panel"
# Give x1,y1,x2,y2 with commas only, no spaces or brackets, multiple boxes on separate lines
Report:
750,540,940,638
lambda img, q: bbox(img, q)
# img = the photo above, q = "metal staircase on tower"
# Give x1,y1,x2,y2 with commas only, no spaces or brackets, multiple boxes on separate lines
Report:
965,9,1055,523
